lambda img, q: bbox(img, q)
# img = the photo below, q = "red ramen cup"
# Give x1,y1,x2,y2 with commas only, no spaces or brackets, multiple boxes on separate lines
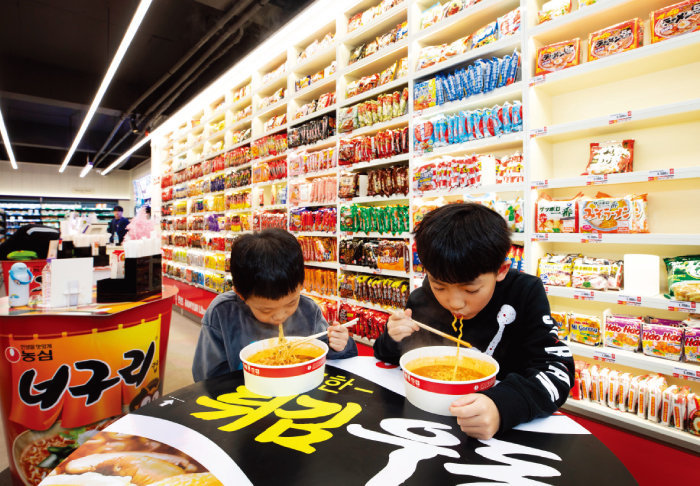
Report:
239,337,328,397
399,346,499,416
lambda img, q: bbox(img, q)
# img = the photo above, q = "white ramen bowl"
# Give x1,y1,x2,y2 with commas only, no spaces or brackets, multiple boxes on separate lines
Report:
399,346,499,416
240,337,328,397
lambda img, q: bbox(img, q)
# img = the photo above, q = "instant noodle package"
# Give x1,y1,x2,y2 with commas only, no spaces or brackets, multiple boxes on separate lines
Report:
664,255,700,302
578,193,649,234
572,256,623,291
538,0,572,24
604,313,643,351
569,313,603,346
538,253,577,286
339,303,390,340
642,322,683,361
551,311,569,339
536,195,579,233
583,140,635,175
588,18,644,61
535,38,580,75
651,1,700,43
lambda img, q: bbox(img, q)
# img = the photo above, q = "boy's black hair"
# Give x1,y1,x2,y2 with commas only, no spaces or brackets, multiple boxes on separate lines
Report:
414,203,511,284
114,205,124,212
230,228,305,300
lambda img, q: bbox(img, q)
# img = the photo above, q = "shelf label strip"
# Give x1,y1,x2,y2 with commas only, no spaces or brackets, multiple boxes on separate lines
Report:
668,300,696,311
608,110,632,125
592,350,616,363
573,289,595,301
617,294,642,306
648,168,675,181
581,234,603,243
672,367,700,382
586,174,608,185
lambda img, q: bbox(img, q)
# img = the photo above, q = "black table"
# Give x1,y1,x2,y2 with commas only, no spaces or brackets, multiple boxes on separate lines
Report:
44,357,636,485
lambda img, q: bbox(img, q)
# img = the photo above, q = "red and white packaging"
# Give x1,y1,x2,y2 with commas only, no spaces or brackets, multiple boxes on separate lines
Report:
580,367,592,400
661,385,679,426
589,365,600,402
598,367,610,405
647,377,668,423
637,376,652,419
617,373,631,412
607,370,619,409
673,387,691,430
687,393,700,435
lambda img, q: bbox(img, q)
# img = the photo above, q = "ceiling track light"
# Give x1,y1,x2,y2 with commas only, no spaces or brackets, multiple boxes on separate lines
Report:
58,0,153,173
80,158,94,178
101,132,152,175
0,106,18,169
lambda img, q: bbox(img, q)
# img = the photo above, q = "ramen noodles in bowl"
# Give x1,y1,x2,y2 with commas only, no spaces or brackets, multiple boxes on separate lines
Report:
239,337,328,396
399,346,499,416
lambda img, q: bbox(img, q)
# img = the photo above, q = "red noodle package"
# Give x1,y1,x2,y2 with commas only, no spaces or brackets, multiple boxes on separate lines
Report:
583,140,634,175
651,1,700,44
535,38,580,75
588,19,644,61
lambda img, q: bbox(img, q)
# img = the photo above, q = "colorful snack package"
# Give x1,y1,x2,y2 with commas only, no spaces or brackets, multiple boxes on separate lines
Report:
637,376,651,418
570,313,602,346
687,393,700,435
664,255,700,302
583,140,635,175
650,1,700,44
647,376,668,423
538,0,572,24
536,194,579,233
589,365,600,403
672,387,691,429
511,100,523,131
472,21,498,48
627,375,645,414
572,256,623,290
588,18,644,61
617,372,631,411
537,253,577,286
606,370,619,409
507,50,520,85
580,366,591,400
642,323,683,361
598,367,610,405
578,193,648,234
604,313,643,351
498,7,521,37
413,119,435,153
683,326,700,363
661,385,679,426
551,311,569,339
536,38,580,75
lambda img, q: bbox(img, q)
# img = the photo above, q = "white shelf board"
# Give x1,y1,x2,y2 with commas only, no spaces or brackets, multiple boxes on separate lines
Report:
562,399,700,453
224,207,253,214
413,183,525,198
290,201,337,209
255,97,288,120
531,166,700,189
415,81,523,119
253,152,287,165
228,94,253,113
340,114,409,137
289,167,338,181
228,139,252,150
228,115,253,132
302,291,339,301
530,98,700,143
415,0,520,46
341,2,407,45
533,31,700,96
340,194,409,205
257,73,288,96
414,131,524,161
259,123,289,139
543,285,698,313
339,264,409,279
342,38,409,79
567,342,700,377
254,179,287,189
293,75,337,102
303,261,339,269
289,135,338,152
352,335,376,347
344,153,409,172
339,297,400,313
293,43,337,76
341,76,408,107
532,233,700,245
414,35,521,80
257,204,287,211
224,185,252,193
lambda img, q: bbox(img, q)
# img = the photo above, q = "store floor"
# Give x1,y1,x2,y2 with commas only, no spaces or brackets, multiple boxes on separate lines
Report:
0,307,201,481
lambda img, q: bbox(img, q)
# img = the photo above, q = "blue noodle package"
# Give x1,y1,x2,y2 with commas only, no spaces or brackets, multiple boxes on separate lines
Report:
501,102,513,134
435,75,446,106
458,111,468,142
489,58,500,91
457,68,470,98
498,56,510,88
451,72,464,100
490,105,503,136
432,115,448,147
508,50,520,85
512,100,523,131
481,59,493,93
471,110,484,139
473,61,484,94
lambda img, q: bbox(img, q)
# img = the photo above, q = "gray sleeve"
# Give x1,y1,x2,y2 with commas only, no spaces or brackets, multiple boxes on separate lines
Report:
312,303,358,360
192,306,231,381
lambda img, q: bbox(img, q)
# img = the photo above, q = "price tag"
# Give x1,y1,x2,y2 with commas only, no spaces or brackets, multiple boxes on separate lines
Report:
581,234,603,243
617,294,642,306
672,367,700,382
648,168,675,181
529,74,546,87
531,180,549,189
593,350,616,363
531,233,549,242
530,127,548,138
543,285,550,294
586,174,608,185
668,300,697,312
609,110,632,125
573,289,595,301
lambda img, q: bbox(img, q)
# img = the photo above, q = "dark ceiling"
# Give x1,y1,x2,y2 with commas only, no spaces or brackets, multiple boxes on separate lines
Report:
0,0,314,172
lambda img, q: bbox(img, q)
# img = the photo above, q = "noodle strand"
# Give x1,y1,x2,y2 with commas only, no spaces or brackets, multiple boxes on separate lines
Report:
452,317,464,381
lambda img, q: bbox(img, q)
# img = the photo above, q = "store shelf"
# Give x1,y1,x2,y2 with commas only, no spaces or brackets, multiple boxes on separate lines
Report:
342,38,409,79
415,0,520,46
340,194,408,205
290,202,337,209
532,233,700,245
304,261,339,269
415,81,523,118
293,231,337,237
289,134,338,152
339,231,410,239
352,335,376,347
531,166,700,189
345,153,409,172
289,167,338,181
341,114,409,137
254,179,287,189
532,31,700,96
562,399,700,454
530,99,700,143
339,297,399,314
567,341,700,378
339,264,409,278
228,139,252,151
302,291,339,301
342,76,408,108
543,285,698,313
414,35,521,80
225,185,252,193
253,152,287,165
342,2,407,45
260,123,289,139
414,131,524,161
413,182,526,198
295,43,336,74
294,83,336,109
228,115,253,132
258,72,288,96
257,204,288,211
256,98,288,120
224,207,253,214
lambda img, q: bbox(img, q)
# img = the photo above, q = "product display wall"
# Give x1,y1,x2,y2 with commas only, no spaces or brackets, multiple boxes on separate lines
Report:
150,0,700,451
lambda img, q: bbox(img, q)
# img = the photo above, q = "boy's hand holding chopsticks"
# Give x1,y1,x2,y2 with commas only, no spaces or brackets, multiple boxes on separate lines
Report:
387,309,419,343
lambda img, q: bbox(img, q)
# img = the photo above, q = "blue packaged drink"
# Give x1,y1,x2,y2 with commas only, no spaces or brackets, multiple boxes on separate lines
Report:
508,50,521,85
501,101,513,134
498,55,510,88
512,100,523,131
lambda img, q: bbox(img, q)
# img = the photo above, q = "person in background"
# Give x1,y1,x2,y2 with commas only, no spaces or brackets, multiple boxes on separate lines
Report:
107,205,129,244
192,229,357,381
374,203,574,440
145,206,152,219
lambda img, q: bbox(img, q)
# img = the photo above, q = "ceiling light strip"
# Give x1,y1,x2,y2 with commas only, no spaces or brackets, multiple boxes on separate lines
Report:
101,133,152,175
0,107,18,169
58,0,154,173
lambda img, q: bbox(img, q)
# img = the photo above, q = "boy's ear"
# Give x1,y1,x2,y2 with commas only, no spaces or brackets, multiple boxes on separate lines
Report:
495,261,511,282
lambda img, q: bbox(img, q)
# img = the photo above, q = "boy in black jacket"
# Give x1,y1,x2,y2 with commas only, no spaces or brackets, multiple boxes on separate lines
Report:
374,203,574,439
